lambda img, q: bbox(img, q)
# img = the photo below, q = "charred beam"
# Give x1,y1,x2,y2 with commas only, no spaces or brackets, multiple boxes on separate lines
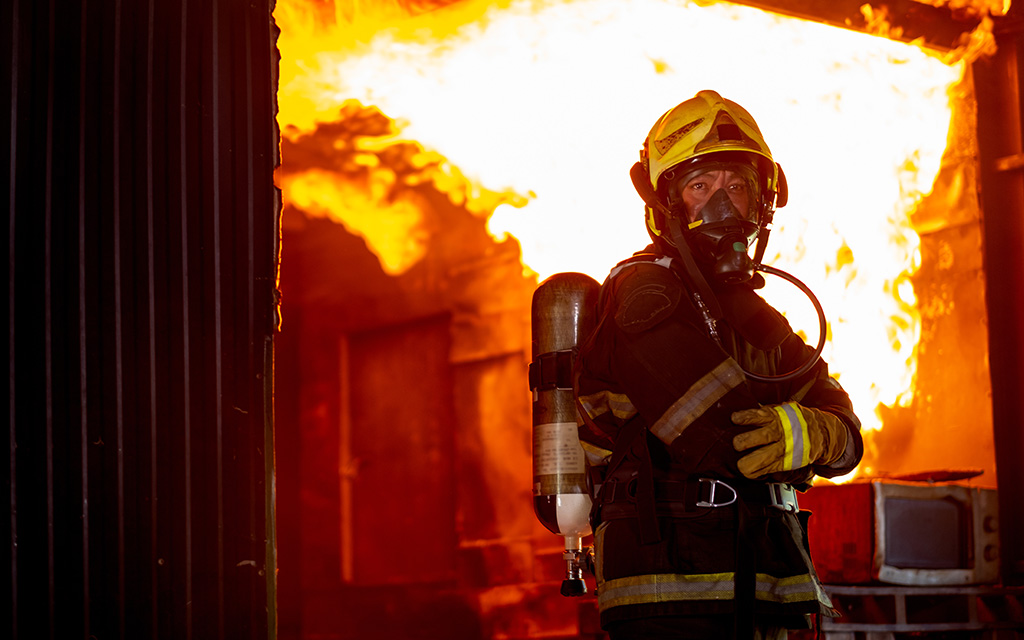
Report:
729,0,983,51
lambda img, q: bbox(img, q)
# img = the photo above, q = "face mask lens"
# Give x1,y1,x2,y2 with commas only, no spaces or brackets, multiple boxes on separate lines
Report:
663,161,760,224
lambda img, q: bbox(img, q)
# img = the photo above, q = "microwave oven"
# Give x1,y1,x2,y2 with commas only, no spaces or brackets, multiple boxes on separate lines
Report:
800,480,1000,586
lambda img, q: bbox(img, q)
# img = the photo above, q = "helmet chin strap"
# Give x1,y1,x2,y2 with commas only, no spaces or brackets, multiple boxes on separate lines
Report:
753,225,771,265
630,162,726,341
663,215,724,344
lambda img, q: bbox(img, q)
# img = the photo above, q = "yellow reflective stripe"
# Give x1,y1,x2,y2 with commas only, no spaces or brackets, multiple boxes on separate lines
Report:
776,404,795,470
775,402,809,470
579,390,638,420
580,440,612,466
650,359,744,445
599,572,734,609
759,572,832,605
598,571,824,611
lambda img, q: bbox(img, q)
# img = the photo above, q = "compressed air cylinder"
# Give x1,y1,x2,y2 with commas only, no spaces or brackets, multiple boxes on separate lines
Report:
529,272,600,541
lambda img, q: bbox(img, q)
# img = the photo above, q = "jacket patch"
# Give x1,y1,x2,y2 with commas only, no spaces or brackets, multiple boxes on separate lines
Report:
614,282,681,333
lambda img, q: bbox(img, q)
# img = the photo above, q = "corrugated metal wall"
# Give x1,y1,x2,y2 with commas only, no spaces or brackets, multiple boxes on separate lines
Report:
1,0,281,638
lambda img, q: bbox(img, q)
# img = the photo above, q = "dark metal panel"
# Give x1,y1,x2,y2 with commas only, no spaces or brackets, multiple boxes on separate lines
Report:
1,0,281,638
975,8,1024,587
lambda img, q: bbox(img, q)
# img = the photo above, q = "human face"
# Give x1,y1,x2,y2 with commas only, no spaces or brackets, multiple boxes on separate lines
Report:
677,169,751,223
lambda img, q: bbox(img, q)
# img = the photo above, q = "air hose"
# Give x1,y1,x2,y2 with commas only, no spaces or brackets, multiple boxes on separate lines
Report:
745,263,826,384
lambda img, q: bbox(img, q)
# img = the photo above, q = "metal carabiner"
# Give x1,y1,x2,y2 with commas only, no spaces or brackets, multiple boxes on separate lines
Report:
696,478,738,508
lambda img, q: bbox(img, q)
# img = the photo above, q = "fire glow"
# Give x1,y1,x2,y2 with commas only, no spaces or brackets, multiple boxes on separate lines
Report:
275,0,986,450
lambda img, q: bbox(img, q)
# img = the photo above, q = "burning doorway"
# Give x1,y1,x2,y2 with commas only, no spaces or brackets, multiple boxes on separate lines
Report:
271,1,1006,638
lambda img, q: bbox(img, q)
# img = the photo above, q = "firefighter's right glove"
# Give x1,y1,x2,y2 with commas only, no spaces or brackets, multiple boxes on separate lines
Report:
730,402,849,479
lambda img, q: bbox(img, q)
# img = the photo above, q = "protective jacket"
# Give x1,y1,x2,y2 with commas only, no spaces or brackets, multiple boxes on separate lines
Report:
575,247,862,631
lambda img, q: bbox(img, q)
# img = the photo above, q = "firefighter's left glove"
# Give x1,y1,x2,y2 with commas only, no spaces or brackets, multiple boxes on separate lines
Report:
731,402,849,479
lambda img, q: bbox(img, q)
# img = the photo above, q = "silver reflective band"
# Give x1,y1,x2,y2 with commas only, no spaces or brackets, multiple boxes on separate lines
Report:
696,478,737,508
769,483,799,512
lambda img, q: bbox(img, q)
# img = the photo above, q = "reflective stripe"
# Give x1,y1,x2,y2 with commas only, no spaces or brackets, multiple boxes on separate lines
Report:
579,390,638,420
774,402,809,470
600,573,733,609
580,440,612,466
650,359,744,445
598,571,825,611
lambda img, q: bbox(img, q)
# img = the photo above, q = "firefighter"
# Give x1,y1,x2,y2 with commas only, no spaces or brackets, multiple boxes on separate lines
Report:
574,90,863,640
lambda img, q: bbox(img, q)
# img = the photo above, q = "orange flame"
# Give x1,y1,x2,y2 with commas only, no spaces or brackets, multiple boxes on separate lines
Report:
275,0,999,476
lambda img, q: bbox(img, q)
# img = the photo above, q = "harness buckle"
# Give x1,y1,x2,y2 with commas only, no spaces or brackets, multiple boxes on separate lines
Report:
696,478,737,508
768,482,799,512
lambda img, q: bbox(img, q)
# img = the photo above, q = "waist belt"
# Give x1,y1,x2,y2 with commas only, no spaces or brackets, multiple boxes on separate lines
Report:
595,477,799,521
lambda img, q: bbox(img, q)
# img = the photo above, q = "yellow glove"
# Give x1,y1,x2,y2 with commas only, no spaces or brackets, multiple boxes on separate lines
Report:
731,402,849,479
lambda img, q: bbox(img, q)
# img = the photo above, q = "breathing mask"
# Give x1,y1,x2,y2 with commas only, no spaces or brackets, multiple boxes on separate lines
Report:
662,162,761,284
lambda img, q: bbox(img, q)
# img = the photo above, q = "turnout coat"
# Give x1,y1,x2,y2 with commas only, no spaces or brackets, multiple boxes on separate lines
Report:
575,248,862,629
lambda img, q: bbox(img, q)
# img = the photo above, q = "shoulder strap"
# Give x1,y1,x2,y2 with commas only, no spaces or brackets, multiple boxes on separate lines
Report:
572,267,662,544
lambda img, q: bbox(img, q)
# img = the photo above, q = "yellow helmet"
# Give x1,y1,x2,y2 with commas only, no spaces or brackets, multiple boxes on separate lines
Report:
639,90,787,245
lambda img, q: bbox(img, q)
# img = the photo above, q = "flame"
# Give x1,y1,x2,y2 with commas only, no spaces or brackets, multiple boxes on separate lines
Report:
275,0,996,455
